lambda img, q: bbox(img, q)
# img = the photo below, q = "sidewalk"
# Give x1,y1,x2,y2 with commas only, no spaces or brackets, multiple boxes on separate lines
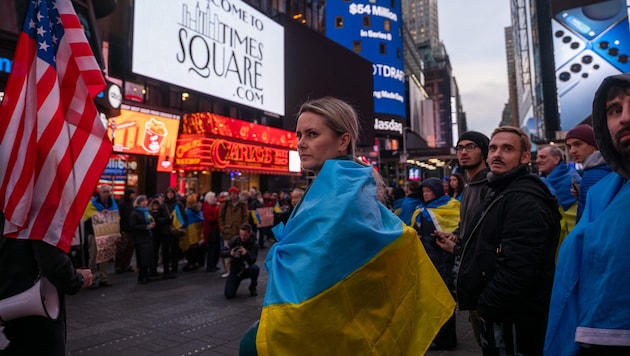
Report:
65,250,481,356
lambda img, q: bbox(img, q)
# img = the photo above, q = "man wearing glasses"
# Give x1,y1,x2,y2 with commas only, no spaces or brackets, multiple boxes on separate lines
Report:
435,131,490,346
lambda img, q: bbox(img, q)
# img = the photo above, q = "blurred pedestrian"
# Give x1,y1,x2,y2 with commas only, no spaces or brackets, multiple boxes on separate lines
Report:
129,195,156,284
203,192,221,273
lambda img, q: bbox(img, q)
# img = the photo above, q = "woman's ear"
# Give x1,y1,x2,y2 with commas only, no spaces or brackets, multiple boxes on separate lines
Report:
338,132,351,154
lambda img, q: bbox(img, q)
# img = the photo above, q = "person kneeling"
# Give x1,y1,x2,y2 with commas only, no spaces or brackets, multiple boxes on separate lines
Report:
224,223,259,299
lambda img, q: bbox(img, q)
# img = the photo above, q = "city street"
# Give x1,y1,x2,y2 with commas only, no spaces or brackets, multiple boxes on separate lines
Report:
66,249,481,356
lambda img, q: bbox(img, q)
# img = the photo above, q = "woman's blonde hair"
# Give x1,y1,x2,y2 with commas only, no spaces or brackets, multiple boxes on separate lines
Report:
298,97,360,159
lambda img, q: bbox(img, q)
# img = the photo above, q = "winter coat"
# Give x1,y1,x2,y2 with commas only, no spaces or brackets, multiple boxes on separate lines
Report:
219,199,248,240
456,164,560,322
129,207,154,268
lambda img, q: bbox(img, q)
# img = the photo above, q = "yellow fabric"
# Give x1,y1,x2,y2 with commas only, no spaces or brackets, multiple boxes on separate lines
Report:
410,198,460,233
250,210,259,225
256,224,455,355
556,202,578,260
179,221,203,252
83,201,99,221
171,208,184,229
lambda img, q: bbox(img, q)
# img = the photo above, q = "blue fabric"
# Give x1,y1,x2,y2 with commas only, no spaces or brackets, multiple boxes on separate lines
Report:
267,159,403,305
577,164,612,222
543,162,581,211
90,196,118,212
397,195,421,225
184,207,203,228
545,173,630,355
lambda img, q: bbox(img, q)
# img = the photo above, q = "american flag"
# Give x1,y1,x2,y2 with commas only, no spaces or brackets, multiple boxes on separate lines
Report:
0,0,112,252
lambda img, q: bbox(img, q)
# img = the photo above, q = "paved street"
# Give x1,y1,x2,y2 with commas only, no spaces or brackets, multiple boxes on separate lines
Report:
66,249,481,356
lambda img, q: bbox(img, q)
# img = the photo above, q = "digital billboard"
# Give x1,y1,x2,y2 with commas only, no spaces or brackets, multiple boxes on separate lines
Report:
325,0,405,118
132,0,285,116
108,108,180,172
551,0,629,130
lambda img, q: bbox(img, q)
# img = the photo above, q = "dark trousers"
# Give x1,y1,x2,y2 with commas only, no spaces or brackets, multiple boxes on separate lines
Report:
578,345,630,355
205,229,221,271
224,264,259,299
258,226,273,247
151,232,164,274
115,231,135,272
432,312,457,349
479,316,545,356
162,234,179,274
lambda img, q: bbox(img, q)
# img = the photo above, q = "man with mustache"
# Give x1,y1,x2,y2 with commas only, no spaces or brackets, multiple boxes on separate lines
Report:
454,126,560,355
546,74,630,355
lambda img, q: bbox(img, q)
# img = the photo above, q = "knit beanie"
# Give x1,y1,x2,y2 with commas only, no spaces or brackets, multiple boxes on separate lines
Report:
228,186,239,194
565,124,597,148
457,131,490,159
420,177,445,199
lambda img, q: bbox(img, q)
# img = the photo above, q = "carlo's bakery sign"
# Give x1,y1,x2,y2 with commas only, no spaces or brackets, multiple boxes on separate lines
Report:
132,0,285,116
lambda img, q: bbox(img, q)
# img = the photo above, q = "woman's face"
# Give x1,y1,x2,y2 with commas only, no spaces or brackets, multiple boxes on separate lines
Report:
422,187,436,203
296,112,350,175
449,176,458,189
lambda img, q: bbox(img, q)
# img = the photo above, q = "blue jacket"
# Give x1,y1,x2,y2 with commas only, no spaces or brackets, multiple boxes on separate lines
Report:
545,173,630,355
576,151,612,222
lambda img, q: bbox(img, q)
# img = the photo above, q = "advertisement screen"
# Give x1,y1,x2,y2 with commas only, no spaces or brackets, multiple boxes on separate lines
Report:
132,0,285,116
325,0,405,117
109,109,180,172
551,0,629,130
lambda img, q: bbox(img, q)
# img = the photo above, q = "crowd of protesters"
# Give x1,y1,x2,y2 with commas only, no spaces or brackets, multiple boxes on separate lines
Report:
78,186,298,289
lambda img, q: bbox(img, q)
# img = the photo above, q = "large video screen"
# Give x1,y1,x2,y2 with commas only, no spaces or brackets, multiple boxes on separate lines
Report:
132,0,285,116
551,0,629,130
325,0,405,118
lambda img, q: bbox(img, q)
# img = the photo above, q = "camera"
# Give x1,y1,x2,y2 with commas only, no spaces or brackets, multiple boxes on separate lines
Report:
232,247,242,258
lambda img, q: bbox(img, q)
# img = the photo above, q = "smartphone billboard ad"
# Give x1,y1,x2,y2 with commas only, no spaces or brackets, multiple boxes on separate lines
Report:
551,0,629,130
132,0,285,116
325,0,405,118
108,108,180,172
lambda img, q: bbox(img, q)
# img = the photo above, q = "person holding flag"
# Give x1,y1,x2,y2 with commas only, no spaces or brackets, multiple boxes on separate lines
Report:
164,187,185,276
241,97,455,355
0,0,111,354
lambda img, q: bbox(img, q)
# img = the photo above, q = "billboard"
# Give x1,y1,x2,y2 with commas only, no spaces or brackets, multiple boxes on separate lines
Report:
551,0,629,130
108,109,180,172
132,0,285,116
325,0,405,118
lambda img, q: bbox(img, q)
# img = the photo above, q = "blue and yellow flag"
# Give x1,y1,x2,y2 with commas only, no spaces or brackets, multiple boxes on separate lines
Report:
256,160,455,355
171,204,184,230
410,195,460,233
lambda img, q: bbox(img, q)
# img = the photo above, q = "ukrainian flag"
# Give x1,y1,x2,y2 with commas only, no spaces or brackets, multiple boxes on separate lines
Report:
410,195,461,233
255,160,455,355
171,204,184,230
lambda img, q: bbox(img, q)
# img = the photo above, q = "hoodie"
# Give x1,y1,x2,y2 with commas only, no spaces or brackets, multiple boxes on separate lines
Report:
592,73,630,179
545,74,630,354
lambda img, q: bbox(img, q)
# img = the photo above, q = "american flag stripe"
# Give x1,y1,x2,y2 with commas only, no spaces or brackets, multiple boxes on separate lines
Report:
0,0,110,252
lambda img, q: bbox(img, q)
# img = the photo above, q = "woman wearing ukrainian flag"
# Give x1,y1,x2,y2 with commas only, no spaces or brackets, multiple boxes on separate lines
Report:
411,177,461,350
240,97,455,355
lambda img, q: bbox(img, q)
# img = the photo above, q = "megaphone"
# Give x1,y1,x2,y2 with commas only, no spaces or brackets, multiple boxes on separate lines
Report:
0,277,59,323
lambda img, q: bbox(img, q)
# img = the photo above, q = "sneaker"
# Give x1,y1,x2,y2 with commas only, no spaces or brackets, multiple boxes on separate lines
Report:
221,272,230,278
249,288,258,297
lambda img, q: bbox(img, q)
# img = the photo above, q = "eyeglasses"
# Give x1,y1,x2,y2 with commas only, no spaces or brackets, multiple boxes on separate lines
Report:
454,143,478,152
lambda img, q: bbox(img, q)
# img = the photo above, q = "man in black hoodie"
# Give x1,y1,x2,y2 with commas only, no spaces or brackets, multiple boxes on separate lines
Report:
455,126,560,355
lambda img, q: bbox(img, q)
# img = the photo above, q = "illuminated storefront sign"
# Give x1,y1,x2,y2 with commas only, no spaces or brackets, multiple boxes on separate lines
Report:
181,112,298,148
108,108,181,172
175,137,293,173
176,112,299,174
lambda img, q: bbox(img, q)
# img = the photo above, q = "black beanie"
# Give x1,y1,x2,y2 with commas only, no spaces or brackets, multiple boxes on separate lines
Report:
457,131,490,159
